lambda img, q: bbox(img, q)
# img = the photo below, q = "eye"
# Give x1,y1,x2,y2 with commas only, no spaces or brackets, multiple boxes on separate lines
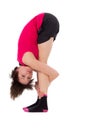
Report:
27,77,31,80
22,75,25,78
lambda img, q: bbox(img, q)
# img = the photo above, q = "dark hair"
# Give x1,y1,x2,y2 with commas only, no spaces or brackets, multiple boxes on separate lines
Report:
10,67,34,100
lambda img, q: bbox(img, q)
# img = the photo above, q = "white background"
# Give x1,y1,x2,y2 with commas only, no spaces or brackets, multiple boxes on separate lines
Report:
0,0,87,129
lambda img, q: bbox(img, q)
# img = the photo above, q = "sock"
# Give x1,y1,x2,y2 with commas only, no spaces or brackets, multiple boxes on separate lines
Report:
23,97,39,112
28,95,48,112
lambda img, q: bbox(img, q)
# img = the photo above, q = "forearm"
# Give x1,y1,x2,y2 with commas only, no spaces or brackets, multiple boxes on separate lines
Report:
22,52,59,82
28,59,58,80
32,60,59,82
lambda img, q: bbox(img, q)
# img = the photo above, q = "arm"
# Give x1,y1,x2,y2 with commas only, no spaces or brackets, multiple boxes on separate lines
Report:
22,52,59,82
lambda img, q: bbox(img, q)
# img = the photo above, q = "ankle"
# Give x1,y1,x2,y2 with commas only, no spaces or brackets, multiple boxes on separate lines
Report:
38,91,47,99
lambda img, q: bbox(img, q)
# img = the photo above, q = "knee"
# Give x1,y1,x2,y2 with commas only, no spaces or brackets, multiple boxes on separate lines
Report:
49,71,59,82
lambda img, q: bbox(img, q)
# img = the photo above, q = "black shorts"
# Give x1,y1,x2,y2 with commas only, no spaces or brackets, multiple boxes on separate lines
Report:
38,13,60,44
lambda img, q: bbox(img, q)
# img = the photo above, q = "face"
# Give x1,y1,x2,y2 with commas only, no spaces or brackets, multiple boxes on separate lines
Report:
17,66,33,85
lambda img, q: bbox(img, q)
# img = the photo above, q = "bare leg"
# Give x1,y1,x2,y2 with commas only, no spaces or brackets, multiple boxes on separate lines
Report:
23,38,56,112
38,37,54,97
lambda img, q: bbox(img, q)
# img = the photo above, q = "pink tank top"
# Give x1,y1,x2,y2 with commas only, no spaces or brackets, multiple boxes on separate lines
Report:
17,13,45,65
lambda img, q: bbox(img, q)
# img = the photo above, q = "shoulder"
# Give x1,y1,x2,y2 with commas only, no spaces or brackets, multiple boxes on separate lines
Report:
22,52,36,65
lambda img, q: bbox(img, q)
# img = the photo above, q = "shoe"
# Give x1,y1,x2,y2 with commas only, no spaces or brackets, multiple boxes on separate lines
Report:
28,95,48,112
23,97,39,112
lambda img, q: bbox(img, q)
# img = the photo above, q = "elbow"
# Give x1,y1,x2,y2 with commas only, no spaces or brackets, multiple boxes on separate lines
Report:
57,71,60,77
55,71,59,79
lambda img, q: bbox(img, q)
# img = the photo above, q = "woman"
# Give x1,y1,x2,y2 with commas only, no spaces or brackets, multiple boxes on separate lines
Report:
10,12,60,112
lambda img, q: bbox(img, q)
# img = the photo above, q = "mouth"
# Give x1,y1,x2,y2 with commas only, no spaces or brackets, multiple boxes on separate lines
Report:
27,71,33,76
28,70,32,73
26,67,32,71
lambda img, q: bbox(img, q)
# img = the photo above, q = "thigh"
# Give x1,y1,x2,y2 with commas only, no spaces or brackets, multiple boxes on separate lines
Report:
38,37,54,63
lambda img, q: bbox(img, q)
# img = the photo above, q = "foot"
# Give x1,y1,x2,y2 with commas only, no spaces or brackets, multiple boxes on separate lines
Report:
23,95,48,112
28,95,48,112
23,97,39,112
